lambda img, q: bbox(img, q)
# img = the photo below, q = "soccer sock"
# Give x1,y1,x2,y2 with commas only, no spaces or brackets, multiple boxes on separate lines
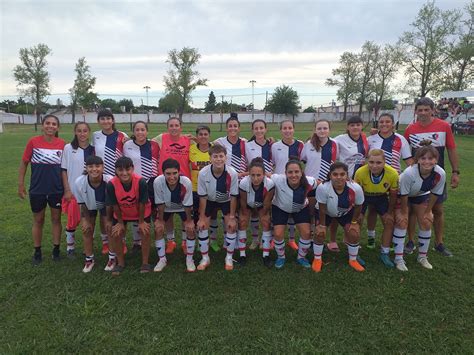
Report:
313,243,324,260
65,229,75,251
209,219,218,241
250,218,259,242
392,228,406,262
198,230,209,256
85,254,94,262
288,220,296,240
132,222,142,245
367,229,376,240
417,229,431,258
262,230,272,257
181,226,187,244
238,230,247,257
166,231,175,242
155,239,166,259
186,238,195,262
225,232,237,258
297,239,311,259
381,246,390,254
274,239,286,259
108,251,116,261
101,233,108,245
347,243,360,261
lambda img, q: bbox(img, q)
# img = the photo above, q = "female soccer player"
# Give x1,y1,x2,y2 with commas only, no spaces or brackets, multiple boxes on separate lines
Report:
92,109,129,253
73,156,113,273
271,159,317,269
61,122,95,256
105,157,151,275
245,119,273,250
392,144,446,271
271,119,304,251
238,157,275,267
354,149,399,268
314,162,365,272
18,115,65,264
153,158,195,272
197,145,239,271
124,120,160,253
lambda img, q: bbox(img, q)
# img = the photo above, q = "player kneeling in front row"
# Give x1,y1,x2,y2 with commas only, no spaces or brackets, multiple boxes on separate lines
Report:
314,162,365,272
271,159,317,269
106,157,152,275
153,158,195,272
74,156,114,273
239,157,275,268
393,143,446,271
197,144,239,271
354,149,399,268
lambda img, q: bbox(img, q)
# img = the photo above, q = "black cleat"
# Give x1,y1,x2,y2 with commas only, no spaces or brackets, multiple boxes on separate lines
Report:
52,249,61,262
32,253,42,266
237,256,247,266
262,256,273,268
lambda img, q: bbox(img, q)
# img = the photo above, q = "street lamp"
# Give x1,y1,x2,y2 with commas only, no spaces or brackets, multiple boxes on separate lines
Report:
250,80,256,119
143,86,151,106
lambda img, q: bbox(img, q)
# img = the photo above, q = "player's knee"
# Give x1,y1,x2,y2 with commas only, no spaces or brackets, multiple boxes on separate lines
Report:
397,219,408,229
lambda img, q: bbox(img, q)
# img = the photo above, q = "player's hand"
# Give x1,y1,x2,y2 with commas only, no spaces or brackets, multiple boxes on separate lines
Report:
184,219,195,234
63,190,73,202
81,220,93,234
316,224,327,239
18,185,27,199
112,223,125,238
381,213,394,226
227,216,237,231
154,219,165,234
197,218,206,231
395,213,408,228
347,222,360,236
138,221,150,235
451,173,459,189
105,221,112,235
422,212,434,224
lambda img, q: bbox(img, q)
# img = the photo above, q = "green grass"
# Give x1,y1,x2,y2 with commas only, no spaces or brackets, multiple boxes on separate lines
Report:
1,122,473,353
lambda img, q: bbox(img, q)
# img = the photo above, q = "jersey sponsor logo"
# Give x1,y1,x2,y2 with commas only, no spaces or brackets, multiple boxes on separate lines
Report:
169,142,186,150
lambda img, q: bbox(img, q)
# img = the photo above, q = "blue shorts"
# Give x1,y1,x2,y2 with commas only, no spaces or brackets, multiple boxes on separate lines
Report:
361,195,389,216
272,205,310,226
163,211,188,222
29,193,62,213
408,194,430,205
315,209,354,227
205,200,231,217
112,216,151,226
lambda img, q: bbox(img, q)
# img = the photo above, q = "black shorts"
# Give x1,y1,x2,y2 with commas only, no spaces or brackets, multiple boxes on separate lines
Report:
408,194,430,205
112,216,151,226
29,193,62,213
163,211,188,222
361,195,389,216
315,209,354,227
147,177,157,207
87,208,107,218
205,200,231,217
272,205,310,225
193,192,200,223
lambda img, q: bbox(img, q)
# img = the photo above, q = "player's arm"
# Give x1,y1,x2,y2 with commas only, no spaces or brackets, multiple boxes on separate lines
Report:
239,189,249,218
447,147,460,188
263,188,274,214
387,189,398,215
61,170,73,201
80,204,93,234
137,179,150,234
18,160,29,199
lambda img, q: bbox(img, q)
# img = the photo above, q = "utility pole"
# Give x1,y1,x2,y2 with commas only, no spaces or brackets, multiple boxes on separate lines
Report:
250,80,256,119
143,86,151,106
220,95,224,132
264,91,268,120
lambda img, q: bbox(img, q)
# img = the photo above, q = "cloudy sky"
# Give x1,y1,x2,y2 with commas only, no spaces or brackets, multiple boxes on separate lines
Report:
0,0,468,109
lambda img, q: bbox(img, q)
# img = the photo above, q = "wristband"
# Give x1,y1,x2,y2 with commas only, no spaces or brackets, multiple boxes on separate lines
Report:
452,170,460,175
351,220,358,225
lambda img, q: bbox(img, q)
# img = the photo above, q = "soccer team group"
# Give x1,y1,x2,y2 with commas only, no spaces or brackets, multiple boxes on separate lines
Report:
17,97,460,275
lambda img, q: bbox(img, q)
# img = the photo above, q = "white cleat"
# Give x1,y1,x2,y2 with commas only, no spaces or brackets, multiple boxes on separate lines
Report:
104,259,116,272
186,259,196,273
154,258,167,272
225,256,234,271
82,260,95,273
197,255,210,271
417,257,433,270
395,259,408,272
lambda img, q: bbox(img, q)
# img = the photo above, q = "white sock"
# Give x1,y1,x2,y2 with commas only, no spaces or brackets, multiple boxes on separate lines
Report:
108,251,116,261
347,242,360,261
209,219,218,241
155,239,166,259
367,230,376,239
132,222,142,245
238,230,247,257
198,230,209,256
313,243,324,259
262,230,272,257
101,233,108,245
186,238,195,262
225,232,236,258
274,239,286,259
418,229,431,258
393,228,406,262
297,239,311,259
250,218,259,242
381,246,390,254
65,230,75,250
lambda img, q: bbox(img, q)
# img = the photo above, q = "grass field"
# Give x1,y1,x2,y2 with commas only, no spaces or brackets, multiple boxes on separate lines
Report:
1,122,473,353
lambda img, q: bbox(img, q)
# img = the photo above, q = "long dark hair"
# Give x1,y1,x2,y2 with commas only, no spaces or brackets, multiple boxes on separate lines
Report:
285,157,309,189
226,113,240,127
41,114,60,137
310,119,330,152
249,119,267,142
327,162,349,181
130,120,148,141
97,109,116,131
249,157,265,173
70,122,91,149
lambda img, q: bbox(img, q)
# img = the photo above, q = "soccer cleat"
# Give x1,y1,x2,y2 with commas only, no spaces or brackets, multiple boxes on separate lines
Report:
131,244,142,255
165,240,177,254
433,243,453,257
312,258,323,273
225,256,233,271
379,253,395,268
104,259,116,272
238,256,247,266
417,257,433,270
197,255,211,271
111,264,124,276
296,257,311,269
52,249,61,262
288,240,298,251
186,259,196,272
262,256,273,268
123,243,128,255
395,259,408,272
140,264,152,274
275,258,286,269
210,240,220,252
153,258,167,272
367,237,375,250
348,259,365,272
82,260,95,273
404,240,416,255
32,253,42,266
356,255,366,267
101,243,110,255
249,240,259,251
67,249,76,259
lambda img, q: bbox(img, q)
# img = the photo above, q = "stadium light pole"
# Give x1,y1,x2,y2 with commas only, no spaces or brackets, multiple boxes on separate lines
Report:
143,86,151,106
250,80,256,119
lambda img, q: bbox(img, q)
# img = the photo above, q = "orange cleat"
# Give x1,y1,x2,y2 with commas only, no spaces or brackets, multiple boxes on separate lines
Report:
312,258,323,273
288,240,299,251
122,243,128,255
101,243,109,255
166,240,177,254
349,259,365,272
225,256,233,271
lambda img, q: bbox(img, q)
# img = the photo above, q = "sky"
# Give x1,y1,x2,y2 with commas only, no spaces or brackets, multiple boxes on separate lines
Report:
0,0,469,109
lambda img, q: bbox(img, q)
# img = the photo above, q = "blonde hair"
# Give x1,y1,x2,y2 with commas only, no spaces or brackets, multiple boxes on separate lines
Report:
367,149,386,160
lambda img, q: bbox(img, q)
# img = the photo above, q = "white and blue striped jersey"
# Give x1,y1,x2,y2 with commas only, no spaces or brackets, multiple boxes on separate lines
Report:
399,164,446,198
271,139,304,174
368,133,412,174
197,165,239,203
316,180,364,218
123,139,159,180
271,174,316,213
239,175,275,209
74,174,113,211
92,130,128,176
245,139,273,173
153,175,193,213
301,139,338,182
214,136,248,174
61,143,95,189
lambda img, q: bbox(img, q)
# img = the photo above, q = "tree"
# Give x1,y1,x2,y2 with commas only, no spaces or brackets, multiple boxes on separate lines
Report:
163,47,208,119
99,99,120,113
158,92,192,113
118,98,134,113
303,105,317,113
69,57,98,123
13,43,52,123
326,52,359,119
399,1,460,97
266,85,300,116
355,41,379,116
204,91,217,112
